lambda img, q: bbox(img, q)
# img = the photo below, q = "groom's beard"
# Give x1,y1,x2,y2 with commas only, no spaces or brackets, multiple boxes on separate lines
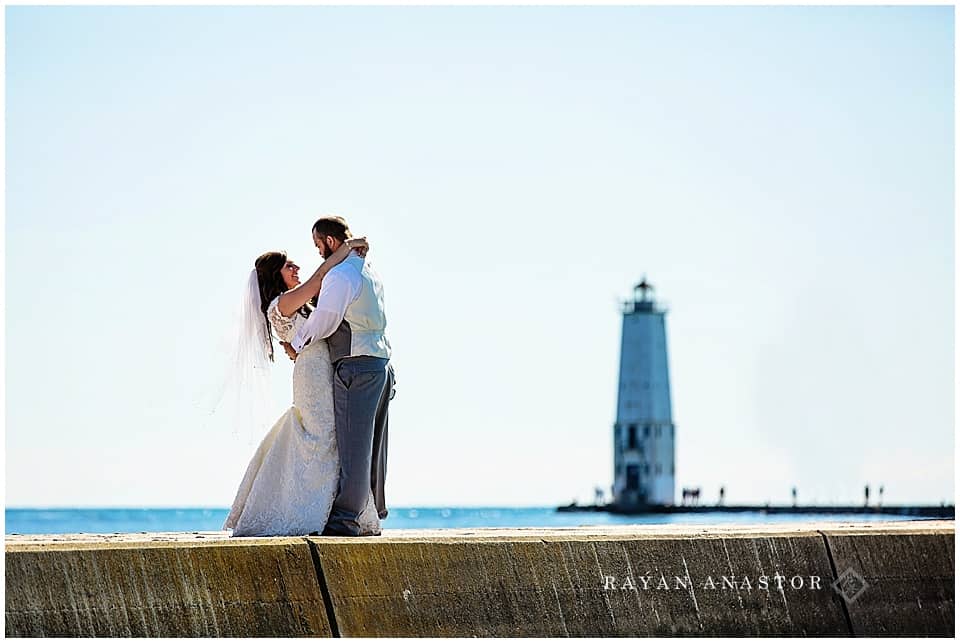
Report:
321,239,343,259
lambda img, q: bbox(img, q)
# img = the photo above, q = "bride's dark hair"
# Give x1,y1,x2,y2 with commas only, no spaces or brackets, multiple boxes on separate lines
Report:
254,251,313,361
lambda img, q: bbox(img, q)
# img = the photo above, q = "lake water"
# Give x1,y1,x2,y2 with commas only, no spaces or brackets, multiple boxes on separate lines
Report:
4,506,932,535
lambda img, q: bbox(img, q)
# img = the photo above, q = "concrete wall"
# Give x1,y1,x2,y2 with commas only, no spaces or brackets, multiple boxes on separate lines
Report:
6,520,954,637
5,536,331,636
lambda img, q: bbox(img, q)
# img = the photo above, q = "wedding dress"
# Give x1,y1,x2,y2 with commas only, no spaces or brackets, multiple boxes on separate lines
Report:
223,296,381,537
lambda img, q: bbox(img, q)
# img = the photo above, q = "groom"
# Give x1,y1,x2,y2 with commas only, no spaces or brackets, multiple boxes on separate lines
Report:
291,215,394,537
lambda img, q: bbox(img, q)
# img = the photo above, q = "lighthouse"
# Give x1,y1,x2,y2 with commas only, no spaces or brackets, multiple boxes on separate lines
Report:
612,277,675,510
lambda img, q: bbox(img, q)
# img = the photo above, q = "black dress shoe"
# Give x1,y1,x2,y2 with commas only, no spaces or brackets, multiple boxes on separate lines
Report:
321,526,348,537
307,528,344,536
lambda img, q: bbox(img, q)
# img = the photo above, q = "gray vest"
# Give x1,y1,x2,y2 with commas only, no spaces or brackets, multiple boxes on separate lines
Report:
326,255,391,364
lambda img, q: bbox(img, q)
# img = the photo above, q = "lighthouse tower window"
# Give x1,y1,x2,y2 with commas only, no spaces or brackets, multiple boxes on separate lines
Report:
626,465,640,491
627,425,638,449
643,425,650,438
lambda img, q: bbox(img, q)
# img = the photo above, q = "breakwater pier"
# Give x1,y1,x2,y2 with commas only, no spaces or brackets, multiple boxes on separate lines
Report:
558,503,956,518
5,520,954,636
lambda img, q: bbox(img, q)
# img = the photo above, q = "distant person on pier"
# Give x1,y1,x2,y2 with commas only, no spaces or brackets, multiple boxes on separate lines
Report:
879,485,884,507
792,487,797,507
718,486,725,506
864,484,871,507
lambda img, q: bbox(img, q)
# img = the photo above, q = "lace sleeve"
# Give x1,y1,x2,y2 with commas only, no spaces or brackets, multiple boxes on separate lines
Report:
266,297,298,343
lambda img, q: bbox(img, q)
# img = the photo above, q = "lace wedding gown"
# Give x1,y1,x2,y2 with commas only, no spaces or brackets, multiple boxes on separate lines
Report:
223,296,382,537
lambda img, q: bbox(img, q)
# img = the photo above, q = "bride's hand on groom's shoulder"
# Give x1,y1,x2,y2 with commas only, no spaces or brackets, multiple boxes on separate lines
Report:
346,236,369,258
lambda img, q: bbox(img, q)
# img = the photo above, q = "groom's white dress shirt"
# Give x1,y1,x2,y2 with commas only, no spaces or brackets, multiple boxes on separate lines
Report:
291,251,391,360
291,252,362,352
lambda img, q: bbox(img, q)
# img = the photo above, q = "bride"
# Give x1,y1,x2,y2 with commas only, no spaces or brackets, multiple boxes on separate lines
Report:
222,237,382,537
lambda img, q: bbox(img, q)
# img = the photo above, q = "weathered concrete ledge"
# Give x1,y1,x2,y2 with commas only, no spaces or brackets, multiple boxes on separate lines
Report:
5,520,954,636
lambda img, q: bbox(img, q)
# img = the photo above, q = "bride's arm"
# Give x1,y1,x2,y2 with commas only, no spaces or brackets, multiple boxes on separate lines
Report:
276,238,368,318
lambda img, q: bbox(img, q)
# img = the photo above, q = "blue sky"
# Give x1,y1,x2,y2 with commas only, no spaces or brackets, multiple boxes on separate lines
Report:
5,5,954,508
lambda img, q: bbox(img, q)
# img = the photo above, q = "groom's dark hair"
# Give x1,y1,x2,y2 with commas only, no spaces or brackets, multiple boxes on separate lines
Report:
312,216,351,241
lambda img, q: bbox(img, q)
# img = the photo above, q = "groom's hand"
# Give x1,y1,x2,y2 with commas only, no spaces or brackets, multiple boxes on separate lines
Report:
280,341,298,363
